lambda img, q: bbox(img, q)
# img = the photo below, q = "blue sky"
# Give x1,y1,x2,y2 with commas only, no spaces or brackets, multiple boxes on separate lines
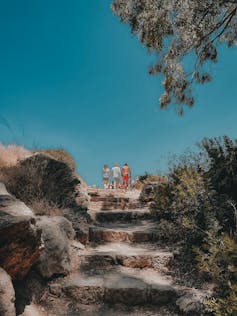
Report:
0,0,237,185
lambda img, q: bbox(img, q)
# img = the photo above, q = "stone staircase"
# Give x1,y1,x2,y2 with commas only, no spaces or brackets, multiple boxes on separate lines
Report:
47,188,207,315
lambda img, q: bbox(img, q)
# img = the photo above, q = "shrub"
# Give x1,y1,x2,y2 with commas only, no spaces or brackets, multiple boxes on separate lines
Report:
150,136,237,315
196,234,237,316
201,136,237,234
1,154,80,210
151,167,215,250
33,148,76,171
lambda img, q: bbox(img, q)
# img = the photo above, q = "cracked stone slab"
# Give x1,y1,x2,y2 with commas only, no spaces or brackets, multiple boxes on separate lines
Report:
78,243,173,272
62,267,177,306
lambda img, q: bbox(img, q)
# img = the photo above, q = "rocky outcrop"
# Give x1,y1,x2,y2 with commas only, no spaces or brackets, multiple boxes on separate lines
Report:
35,216,75,278
0,182,34,218
0,208,42,280
0,268,16,316
3,154,90,242
63,207,90,245
4,153,88,210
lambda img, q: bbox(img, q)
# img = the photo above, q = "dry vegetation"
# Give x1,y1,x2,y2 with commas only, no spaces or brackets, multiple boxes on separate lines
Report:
0,143,32,168
0,144,78,216
33,148,76,171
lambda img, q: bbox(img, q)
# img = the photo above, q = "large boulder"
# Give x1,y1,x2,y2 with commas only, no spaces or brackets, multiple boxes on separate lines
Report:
139,182,159,204
4,153,88,209
35,216,75,278
0,184,34,217
63,207,90,245
0,268,16,316
0,189,42,279
3,154,90,242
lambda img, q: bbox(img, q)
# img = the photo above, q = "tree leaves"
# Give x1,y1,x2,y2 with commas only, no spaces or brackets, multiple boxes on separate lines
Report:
111,0,237,113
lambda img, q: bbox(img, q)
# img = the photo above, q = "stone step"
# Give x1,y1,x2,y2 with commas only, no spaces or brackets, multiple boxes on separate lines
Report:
88,200,141,211
88,209,152,223
87,189,141,211
61,267,178,306
89,222,157,244
78,243,173,272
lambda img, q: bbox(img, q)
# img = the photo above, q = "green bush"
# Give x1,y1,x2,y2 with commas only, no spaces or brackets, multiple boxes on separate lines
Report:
151,167,215,250
150,136,237,315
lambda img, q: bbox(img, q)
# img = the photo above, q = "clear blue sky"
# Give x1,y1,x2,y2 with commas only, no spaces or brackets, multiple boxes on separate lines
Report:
0,0,237,185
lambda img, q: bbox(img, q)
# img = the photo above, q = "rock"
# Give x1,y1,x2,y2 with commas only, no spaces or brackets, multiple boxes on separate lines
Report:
87,188,141,211
89,224,156,244
35,216,75,278
5,153,88,210
0,182,11,195
3,154,90,242
0,211,42,279
75,186,90,210
0,268,16,316
19,303,46,316
176,289,207,314
139,182,159,204
14,270,47,315
63,207,90,244
0,188,34,217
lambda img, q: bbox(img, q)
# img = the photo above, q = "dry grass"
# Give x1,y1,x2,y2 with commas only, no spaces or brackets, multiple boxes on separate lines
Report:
29,199,64,216
0,143,31,168
33,148,76,171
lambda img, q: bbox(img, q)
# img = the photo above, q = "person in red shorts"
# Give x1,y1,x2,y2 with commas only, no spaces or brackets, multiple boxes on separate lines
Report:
121,163,131,189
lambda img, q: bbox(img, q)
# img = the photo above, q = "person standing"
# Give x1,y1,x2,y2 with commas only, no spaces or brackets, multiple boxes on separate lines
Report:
102,164,110,189
112,163,121,189
121,163,131,189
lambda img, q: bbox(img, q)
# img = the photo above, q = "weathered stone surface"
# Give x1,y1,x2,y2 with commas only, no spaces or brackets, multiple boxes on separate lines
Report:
116,255,153,269
150,284,177,304
63,207,90,245
0,211,42,279
75,186,90,210
62,267,177,307
14,270,47,315
105,287,147,305
139,182,159,204
0,267,16,316
83,243,173,272
0,184,34,217
80,254,116,274
87,188,141,211
89,225,155,244
63,285,105,304
89,209,151,224
35,216,75,278
176,289,207,314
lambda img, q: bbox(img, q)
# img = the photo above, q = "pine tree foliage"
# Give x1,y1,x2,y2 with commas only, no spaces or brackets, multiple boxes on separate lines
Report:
111,0,237,114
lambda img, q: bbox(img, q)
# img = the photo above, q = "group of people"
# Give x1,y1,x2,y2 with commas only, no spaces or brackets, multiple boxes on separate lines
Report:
102,163,131,189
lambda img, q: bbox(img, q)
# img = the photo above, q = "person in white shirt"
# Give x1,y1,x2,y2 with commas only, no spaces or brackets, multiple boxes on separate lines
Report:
111,163,121,189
